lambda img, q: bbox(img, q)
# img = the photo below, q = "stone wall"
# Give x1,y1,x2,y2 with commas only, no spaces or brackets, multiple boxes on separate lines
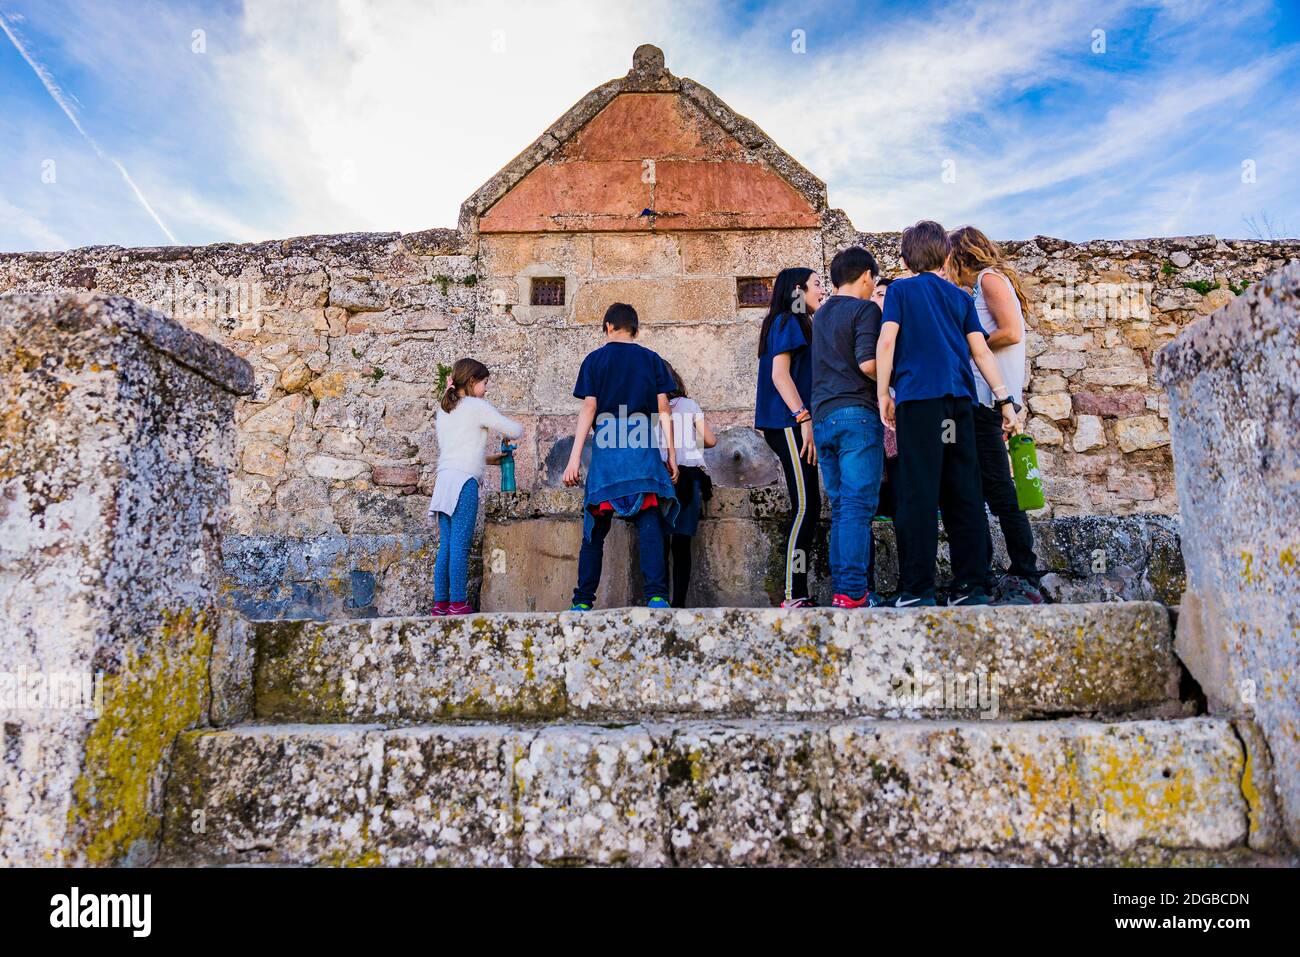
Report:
481,488,1185,612
3,229,1294,616
0,292,251,865
1157,261,1300,847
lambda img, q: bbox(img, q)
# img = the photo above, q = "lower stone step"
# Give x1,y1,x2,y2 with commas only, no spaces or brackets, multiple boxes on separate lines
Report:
161,716,1287,867
252,602,1184,723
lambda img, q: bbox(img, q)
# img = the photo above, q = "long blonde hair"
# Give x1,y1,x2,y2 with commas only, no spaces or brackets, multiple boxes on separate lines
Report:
947,226,1031,318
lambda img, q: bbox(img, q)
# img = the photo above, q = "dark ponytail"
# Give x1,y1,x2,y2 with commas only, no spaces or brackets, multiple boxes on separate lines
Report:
440,357,491,413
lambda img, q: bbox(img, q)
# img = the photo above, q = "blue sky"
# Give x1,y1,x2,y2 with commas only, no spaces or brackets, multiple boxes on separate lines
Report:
2,0,1298,252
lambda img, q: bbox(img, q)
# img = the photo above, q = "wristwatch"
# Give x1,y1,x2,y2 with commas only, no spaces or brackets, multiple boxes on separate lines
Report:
993,396,1015,410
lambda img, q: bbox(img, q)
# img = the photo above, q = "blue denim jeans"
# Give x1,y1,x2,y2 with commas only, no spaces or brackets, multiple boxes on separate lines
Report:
434,478,479,603
813,406,884,598
573,506,668,606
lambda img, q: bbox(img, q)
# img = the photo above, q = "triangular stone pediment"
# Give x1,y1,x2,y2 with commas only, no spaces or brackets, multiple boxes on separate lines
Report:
463,46,825,234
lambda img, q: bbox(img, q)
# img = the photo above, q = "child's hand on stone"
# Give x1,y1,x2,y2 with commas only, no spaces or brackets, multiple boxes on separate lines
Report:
563,460,582,486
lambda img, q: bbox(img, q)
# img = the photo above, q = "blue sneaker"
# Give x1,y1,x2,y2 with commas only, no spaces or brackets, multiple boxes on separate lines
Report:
647,596,671,608
570,602,593,612
890,592,937,608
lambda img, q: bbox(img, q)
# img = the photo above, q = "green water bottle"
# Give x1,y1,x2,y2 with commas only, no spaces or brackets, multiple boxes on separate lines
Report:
1008,433,1044,511
499,439,517,493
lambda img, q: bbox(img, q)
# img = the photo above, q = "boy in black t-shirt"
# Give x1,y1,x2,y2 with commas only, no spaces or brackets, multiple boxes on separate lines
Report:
809,247,886,608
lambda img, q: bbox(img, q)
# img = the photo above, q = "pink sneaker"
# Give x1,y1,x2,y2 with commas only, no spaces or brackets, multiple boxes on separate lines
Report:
446,601,475,616
780,597,813,609
431,601,450,616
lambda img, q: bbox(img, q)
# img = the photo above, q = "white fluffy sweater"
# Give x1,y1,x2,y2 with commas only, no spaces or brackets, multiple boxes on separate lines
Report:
435,396,524,480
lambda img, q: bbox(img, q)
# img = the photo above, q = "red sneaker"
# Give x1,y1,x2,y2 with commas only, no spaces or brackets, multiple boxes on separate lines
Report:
446,602,475,616
831,593,870,609
431,601,450,617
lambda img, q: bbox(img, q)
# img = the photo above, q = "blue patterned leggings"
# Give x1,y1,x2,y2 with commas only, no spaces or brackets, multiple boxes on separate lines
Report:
434,478,479,603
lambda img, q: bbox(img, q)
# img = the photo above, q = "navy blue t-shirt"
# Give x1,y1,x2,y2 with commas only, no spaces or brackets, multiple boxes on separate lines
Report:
573,341,675,418
881,272,984,404
754,312,812,429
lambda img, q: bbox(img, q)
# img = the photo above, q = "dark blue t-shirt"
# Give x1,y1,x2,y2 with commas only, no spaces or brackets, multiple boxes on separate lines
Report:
881,272,984,404
573,341,675,418
754,312,812,429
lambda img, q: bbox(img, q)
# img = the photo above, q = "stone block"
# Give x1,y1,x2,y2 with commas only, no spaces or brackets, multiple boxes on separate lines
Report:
1157,261,1300,845
0,292,250,865
1072,414,1107,452
1115,414,1170,452
1028,393,1072,420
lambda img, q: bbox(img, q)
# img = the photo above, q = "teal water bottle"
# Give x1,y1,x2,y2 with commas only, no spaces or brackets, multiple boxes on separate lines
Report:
1008,434,1044,511
499,439,517,493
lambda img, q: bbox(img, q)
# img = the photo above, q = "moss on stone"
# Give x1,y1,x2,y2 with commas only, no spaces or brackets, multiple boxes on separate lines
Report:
68,606,214,865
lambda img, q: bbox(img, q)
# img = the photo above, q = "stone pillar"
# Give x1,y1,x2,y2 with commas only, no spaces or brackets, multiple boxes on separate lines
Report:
1157,262,1300,846
0,292,252,865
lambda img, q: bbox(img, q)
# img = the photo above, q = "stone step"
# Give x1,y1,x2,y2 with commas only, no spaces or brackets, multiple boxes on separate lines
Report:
251,602,1184,724
161,716,1285,867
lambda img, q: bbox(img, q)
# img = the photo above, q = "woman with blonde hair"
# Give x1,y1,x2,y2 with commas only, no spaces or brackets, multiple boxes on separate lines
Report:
946,226,1043,604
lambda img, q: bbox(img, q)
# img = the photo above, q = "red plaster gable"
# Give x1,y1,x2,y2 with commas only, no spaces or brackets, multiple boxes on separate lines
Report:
557,93,743,161
479,162,652,233
654,161,820,230
479,93,818,233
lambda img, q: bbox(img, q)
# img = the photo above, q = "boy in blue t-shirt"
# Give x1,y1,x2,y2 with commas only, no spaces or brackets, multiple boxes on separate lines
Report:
563,303,679,610
875,221,1018,606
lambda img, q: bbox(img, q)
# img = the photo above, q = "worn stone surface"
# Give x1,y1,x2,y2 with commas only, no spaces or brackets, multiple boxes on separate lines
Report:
223,532,446,619
0,292,249,865
251,603,1183,723
476,488,1187,613
1157,261,1300,846
161,717,1287,867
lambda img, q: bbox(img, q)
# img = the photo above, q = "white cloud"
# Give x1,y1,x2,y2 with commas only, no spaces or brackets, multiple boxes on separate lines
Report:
0,192,70,250
219,0,724,235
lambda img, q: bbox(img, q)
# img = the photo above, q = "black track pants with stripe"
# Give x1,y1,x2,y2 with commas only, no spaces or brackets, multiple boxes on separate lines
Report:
763,426,821,602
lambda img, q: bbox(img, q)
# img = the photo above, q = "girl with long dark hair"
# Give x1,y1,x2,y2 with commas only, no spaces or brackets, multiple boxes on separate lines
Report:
754,267,825,607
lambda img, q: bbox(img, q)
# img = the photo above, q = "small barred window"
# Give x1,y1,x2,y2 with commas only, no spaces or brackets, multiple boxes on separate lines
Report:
737,277,773,308
530,277,566,306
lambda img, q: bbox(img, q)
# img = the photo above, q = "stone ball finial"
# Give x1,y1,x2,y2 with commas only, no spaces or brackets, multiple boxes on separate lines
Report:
632,44,666,75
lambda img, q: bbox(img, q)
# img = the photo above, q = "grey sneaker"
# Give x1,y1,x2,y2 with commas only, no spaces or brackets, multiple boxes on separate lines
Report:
992,575,1045,606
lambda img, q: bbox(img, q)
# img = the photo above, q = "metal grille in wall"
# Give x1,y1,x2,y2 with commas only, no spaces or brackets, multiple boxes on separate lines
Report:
737,277,773,307
530,277,566,306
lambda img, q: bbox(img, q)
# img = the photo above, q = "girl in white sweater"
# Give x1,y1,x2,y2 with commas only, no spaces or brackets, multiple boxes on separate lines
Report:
429,358,523,615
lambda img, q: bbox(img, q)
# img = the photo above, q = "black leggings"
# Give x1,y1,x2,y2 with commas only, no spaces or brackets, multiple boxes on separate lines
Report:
973,404,1040,583
763,426,820,602
665,533,693,608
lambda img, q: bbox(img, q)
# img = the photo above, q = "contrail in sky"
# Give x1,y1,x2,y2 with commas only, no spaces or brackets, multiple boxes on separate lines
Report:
1,11,179,244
